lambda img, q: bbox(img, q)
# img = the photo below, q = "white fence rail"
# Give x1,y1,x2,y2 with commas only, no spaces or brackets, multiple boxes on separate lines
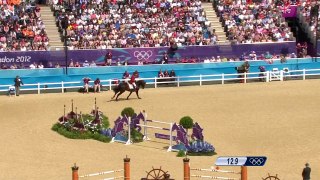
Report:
0,68,320,94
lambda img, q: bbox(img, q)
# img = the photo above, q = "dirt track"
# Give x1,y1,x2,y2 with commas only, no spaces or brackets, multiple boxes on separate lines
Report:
0,80,319,180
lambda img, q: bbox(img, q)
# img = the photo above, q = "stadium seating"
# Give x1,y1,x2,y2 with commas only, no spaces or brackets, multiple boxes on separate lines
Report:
0,2,49,51
52,0,216,49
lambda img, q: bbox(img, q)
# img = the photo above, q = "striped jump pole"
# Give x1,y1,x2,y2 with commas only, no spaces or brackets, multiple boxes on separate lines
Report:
71,156,130,180
140,111,174,152
183,159,247,180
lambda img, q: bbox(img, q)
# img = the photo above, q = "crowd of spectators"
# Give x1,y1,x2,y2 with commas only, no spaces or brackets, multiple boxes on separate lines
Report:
52,0,217,49
299,0,320,40
216,0,293,43
0,2,49,51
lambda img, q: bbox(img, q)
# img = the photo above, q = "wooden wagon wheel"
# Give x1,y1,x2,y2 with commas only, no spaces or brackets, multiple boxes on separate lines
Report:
262,173,280,180
144,167,171,180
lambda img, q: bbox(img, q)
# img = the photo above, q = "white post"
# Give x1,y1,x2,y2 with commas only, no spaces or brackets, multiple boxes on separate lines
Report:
155,77,157,88
109,80,112,91
177,77,180,87
222,73,224,84
126,116,132,145
37,83,40,94
62,81,65,93
143,111,149,141
167,123,173,152
280,70,284,81
199,75,202,86
303,69,306,80
266,71,269,82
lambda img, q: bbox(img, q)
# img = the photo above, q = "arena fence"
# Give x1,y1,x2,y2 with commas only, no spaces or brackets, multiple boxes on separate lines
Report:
71,157,130,180
1,68,320,95
183,158,247,180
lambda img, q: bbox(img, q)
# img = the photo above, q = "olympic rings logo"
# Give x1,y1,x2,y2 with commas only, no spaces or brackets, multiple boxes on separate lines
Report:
133,50,153,60
249,158,264,165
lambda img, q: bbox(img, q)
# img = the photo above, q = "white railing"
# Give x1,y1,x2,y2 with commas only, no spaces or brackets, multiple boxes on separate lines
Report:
0,68,320,94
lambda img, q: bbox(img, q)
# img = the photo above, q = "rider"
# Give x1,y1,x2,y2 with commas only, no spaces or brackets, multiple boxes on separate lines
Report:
129,71,138,89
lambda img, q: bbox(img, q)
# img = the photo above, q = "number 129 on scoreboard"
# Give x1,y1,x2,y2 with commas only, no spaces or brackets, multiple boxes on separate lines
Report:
215,156,267,166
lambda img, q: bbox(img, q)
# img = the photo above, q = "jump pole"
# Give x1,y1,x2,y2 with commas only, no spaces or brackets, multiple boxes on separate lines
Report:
140,111,173,152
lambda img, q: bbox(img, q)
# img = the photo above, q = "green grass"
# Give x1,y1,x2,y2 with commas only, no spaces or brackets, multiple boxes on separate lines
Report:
52,123,111,143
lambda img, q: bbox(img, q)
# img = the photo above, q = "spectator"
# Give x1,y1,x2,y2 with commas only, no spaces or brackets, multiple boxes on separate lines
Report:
29,63,36,69
105,51,112,66
302,163,311,180
10,64,18,69
83,60,90,67
47,62,54,68
14,75,23,96
158,70,164,78
55,62,60,68
164,70,169,77
82,77,91,93
90,61,97,67
162,52,169,64
169,70,176,77
38,62,44,69
74,61,81,67
94,78,101,93
69,60,75,67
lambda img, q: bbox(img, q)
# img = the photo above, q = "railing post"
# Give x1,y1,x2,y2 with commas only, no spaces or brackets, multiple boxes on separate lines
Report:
199,74,202,86
183,158,190,180
71,164,79,180
37,83,40,94
266,72,269,82
62,81,64,93
109,80,112,91
155,77,157,88
303,69,306,80
244,73,247,83
177,77,180,87
280,70,284,81
222,73,224,84
241,166,247,180
124,156,130,180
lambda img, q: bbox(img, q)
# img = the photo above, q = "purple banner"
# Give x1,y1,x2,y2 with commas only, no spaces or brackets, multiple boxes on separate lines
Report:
0,42,297,67
155,133,177,141
279,5,297,18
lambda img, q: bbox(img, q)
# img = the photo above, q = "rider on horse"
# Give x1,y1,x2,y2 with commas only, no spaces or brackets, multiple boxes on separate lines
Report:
129,71,139,89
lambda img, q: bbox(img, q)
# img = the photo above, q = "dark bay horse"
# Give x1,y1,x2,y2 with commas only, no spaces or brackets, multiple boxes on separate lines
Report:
111,80,146,101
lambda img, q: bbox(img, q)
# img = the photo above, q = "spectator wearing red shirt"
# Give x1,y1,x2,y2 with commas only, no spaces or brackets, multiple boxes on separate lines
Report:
83,77,91,93
94,78,101,93
105,51,112,66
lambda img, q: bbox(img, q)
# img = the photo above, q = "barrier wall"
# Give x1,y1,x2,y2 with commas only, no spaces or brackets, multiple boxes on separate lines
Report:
0,42,297,67
0,58,319,86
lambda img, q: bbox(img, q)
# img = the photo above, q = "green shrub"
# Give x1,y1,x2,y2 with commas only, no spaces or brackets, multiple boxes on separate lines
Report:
176,150,186,157
179,116,194,134
131,128,144,143
121,107,135,117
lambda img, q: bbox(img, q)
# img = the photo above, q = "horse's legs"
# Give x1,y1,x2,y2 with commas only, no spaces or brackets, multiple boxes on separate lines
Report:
116,90,124,101
135,90,141,99
111,91,117,99
126,91,133,100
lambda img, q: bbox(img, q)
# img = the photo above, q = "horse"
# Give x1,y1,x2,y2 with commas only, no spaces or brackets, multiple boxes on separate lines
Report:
112,80,146,101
